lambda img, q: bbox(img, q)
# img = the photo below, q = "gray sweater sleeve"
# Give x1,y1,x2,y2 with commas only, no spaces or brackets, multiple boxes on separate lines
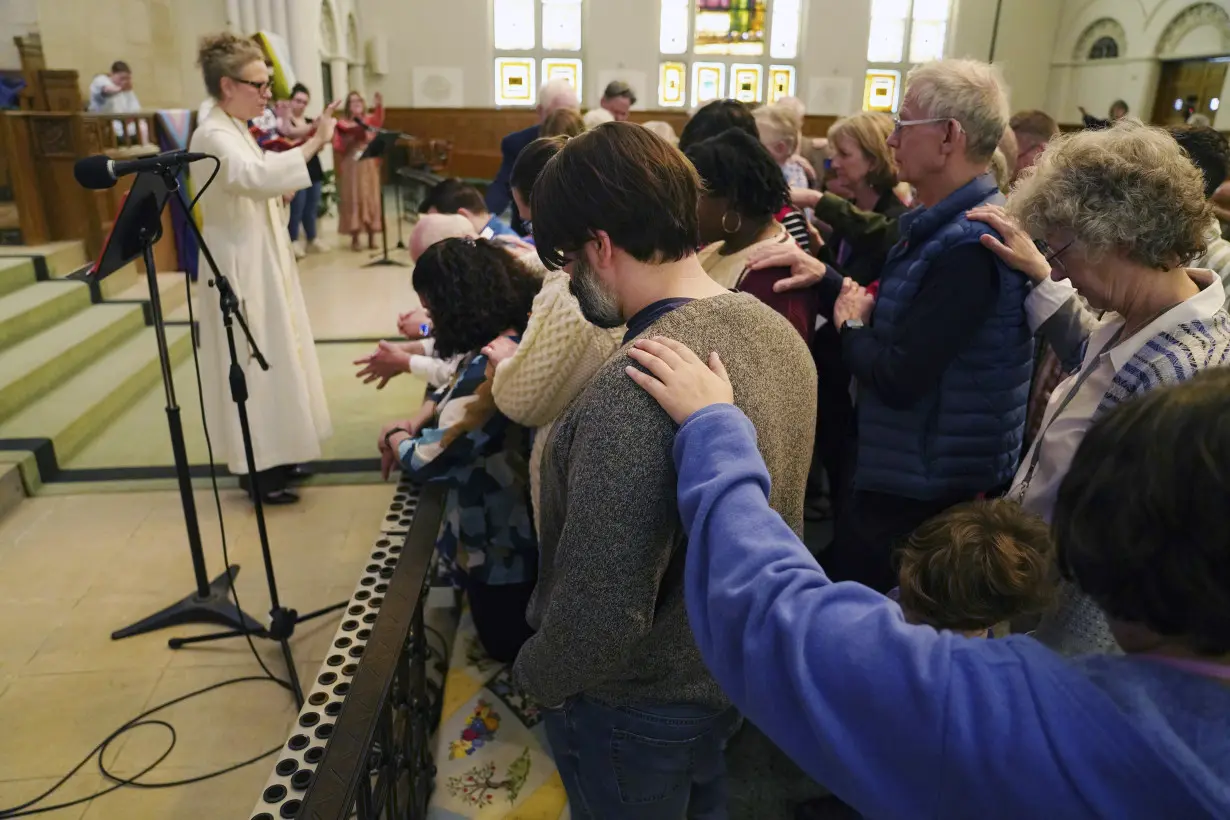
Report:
512,383,682,706
1035,294,1100,372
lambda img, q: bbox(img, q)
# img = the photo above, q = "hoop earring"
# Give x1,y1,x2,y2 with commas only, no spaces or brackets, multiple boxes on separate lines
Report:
721,211,743,234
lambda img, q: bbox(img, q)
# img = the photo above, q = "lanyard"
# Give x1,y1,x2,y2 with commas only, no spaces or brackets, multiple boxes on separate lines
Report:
1141,653,1230,682
1014,325,1125,502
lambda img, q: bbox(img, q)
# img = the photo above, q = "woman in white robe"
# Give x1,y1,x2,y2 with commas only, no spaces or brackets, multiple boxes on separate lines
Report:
189,33,338,504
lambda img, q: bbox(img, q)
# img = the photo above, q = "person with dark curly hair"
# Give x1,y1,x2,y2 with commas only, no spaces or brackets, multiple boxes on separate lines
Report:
687,128,820,341
624,339,1230,819
378,237,541,662
677,98,759,152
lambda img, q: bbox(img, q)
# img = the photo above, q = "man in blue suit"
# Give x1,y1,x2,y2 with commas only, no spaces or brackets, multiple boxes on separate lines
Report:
485,78,579,235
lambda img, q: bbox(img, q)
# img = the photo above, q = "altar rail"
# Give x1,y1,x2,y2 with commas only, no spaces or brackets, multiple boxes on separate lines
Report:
252,480,447,820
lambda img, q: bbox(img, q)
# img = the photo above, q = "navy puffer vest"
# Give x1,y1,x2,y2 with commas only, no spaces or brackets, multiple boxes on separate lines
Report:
854,174,1032,500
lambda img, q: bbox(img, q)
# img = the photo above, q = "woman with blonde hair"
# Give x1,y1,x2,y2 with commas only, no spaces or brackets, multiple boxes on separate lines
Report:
542,107,584,138
189,33,338,504
969,119,1230,654
334,89,385,251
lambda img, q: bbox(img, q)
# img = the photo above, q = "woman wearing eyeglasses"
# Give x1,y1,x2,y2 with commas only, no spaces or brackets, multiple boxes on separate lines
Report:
968,119,1230,654
189,33,339,505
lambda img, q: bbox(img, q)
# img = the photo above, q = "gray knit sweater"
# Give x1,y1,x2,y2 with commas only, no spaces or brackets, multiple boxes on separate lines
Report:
513,292,817,708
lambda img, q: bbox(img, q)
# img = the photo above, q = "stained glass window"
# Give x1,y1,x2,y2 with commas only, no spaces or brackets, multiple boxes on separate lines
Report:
659,61,687,106
730,64,763,103
692,62,726,107
496,58,537,106
494,0,584,106
694,0,766,56
661,0,689,54
768,65,796,104
769,0,801,59
863,69,901,113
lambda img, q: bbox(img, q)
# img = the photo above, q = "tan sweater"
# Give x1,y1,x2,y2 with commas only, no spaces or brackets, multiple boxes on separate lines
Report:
696,222,792,289
491,269,622,522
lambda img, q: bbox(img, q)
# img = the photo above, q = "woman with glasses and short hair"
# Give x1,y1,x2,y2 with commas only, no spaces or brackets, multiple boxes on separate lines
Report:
968,119,1230,654
189,34,340,505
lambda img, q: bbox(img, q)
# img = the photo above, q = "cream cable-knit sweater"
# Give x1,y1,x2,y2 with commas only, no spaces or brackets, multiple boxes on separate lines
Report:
492,269,622,523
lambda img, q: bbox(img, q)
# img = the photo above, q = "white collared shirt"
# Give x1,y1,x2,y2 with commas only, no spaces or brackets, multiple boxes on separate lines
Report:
1010,268,1225,522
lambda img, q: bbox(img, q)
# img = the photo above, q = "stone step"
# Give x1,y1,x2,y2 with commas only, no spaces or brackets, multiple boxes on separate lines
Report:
0,325,193,469
0,257,37,299
0,302,145,424
0,240,89,279
0,462,22,524
0,280,92,352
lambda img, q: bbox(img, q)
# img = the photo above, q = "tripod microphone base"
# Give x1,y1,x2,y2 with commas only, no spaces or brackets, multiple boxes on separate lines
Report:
110,565,264,641
363,256,408,268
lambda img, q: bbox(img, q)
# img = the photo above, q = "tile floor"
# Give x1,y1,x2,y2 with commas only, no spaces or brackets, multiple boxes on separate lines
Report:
0,483,399,818
0,228,426,818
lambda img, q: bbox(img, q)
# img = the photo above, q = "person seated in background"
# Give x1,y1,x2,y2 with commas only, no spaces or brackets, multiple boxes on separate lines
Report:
542,107,585,138
512,122,816,817
1010,109,1059,183
1169,124,1230,303
893,498,1053,637
822,59,1032,594
1079,99,1128,130
625,338,1230,819
379,237,541,663
686,128,820,342
482,133,622,534
486,78,579,234
599,80,636,121
354,214,476,390
640,119,678,145
421,177,520,240
581,107,614,130
88,60,140,114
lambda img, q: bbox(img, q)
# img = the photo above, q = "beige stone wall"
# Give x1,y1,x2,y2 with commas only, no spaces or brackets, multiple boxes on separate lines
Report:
37,0,229,110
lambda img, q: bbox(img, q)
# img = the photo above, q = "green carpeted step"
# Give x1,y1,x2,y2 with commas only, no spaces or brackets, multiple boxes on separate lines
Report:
0,302,144,424
96,261,142,300
106,271,189,315
0,257,37,299
0,325,193,468
0,281,92,352
0,240,89,278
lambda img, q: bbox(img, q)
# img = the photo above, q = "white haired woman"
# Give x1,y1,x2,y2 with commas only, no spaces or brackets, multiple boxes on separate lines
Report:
969,119,1230,654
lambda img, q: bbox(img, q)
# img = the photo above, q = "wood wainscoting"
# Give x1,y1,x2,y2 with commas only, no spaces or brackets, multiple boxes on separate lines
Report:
382,108,840,181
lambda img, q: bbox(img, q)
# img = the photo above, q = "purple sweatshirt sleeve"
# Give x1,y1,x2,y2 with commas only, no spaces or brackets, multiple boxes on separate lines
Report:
672,403,1097,817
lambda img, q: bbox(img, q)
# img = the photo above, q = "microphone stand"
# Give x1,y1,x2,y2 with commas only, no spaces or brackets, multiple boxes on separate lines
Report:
158,180,347,708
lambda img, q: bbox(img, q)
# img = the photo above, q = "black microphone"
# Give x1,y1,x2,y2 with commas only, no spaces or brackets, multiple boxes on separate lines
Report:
73,150,211,190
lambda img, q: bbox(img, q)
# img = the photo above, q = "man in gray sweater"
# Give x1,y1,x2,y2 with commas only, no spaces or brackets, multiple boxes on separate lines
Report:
513,122,817,818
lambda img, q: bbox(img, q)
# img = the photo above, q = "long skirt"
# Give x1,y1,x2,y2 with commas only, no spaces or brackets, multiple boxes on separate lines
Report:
336,152,382,235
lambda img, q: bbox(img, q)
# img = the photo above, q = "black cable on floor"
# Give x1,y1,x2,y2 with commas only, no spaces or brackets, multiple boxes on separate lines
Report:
0,163,303,817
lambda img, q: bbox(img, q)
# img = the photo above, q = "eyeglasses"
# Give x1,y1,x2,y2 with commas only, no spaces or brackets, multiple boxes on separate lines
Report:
891,116,960,135
230,77,272,93
1035,238,1075,276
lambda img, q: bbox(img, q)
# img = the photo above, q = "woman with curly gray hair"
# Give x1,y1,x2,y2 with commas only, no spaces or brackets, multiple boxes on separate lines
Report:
968,119,1230,655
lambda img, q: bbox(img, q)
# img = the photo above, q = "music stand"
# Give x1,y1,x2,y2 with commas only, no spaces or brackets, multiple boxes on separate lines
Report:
77,169,264,641
360,128,409,268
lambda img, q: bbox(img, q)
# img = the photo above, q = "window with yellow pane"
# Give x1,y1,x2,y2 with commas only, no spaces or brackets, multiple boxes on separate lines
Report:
494,0,584,107
864,0,950,112
658,0,801,109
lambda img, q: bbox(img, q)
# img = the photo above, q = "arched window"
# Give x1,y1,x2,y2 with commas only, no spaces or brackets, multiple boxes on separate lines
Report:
657,0,803,109
1088,36,1119,60
493,0,583,107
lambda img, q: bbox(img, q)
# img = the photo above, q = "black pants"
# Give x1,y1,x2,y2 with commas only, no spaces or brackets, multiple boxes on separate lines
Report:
809,324,855,513
465,576,536,663
824,486,972,593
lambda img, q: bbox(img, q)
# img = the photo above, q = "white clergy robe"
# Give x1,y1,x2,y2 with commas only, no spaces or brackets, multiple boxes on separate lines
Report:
188,106,332,475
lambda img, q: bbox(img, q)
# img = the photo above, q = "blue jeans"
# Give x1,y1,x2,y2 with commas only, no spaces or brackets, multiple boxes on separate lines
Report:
288,180,322,241
544,696,741,820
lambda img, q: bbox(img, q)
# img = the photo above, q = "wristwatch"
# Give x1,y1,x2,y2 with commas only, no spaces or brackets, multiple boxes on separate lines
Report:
841,318,865,333
383,427,411,450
